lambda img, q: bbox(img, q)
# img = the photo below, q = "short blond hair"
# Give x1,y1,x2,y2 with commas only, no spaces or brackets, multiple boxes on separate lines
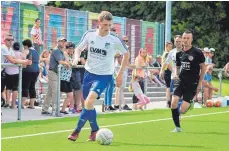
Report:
98,11,113,22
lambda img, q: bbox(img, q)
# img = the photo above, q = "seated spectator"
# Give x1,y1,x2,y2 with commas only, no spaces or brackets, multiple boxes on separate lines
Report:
224,62,229,77
202,65,219,105
39,50,50,83
132,48,147,109
203,47,211,65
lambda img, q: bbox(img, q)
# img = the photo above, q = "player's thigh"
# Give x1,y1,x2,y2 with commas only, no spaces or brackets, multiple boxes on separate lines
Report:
183,83,198,103
82,71,94,100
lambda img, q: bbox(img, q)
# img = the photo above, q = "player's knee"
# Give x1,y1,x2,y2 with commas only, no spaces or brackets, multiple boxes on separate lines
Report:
171,96,179,109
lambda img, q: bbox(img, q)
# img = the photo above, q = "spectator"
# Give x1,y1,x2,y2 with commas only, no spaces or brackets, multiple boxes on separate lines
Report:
60,42,74,114
203,47,211,64
114,53,133,110
130,74,150,110
70,47,87,113
30,18,43,53
21,39,40,109
132,48,148,109
39,50,50,82
153,55,162,67
41,37,70,115
209,48,216,66
161,41,173,107
202,65,218,105
1,34,30,108
5,42,25,108
224,62,229,77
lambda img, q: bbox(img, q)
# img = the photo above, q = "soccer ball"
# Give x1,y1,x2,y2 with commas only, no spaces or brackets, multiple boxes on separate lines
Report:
96,128,113,145
206,100,214,107
214,100,221,107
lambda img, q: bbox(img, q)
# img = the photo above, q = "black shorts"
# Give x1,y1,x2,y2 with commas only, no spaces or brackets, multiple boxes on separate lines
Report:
70,69,83,91
6,74,19,91
61,80,72,93
1,70,7,93
164,70,171,88
173,80,198,103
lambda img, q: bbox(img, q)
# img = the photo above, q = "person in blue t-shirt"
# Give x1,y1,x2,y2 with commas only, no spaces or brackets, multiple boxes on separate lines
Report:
202,65,218,105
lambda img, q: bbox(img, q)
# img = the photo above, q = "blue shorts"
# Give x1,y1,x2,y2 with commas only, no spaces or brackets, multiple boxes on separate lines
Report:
82,70,112,100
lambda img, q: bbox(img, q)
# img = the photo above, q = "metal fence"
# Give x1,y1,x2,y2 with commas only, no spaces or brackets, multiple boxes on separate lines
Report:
1,63,225,120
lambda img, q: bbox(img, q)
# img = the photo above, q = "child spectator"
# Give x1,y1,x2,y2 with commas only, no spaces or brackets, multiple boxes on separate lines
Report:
130,73,150,110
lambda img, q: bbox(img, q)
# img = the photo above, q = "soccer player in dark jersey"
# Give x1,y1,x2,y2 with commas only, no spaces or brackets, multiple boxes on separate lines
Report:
170,30,206,132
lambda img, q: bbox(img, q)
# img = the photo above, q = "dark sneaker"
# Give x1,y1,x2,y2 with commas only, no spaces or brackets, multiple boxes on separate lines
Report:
68,130,79,141
3,104,10,108
87,130,98,141
60,111,69,115
106,106,116,111
123,105,132,110
114,105,119,110
41,111,51,115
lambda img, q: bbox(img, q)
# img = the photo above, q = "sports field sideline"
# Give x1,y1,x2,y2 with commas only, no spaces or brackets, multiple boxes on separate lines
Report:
2,107,229,151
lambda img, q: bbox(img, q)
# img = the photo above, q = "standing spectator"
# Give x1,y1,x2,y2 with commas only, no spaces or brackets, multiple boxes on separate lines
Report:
41,37,70,115
162,41,173,108
21,39,40,109
114,36,132,110
30,18,43,53
5,42,25,108
202,65,218,105
1,34,30,108
70,47,87,113
60,43,74,114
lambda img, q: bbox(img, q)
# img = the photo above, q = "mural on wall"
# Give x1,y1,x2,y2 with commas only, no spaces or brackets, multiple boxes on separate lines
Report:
20,2,44,45
113,16,126,36
1,2,165,58
141,21,160,58
88,12,99,29
126,19,141,64
44,6,66,50
1,1,19,44
67,10,88,45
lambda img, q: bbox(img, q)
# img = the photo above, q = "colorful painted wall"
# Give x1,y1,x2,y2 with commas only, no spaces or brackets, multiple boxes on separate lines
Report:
19,2,44,46
1,2,164,57
1,1,19,44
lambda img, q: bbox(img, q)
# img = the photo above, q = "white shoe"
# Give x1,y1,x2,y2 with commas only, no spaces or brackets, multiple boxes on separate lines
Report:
171,127,182,133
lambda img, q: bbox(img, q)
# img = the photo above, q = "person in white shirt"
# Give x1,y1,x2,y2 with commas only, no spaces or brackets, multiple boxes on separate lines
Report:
160,35,183,108
68,11,129,142
30,18,43,53
1,34,31,107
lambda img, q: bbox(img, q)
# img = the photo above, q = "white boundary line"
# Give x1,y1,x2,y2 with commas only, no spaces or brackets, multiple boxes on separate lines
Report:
2,111,229,140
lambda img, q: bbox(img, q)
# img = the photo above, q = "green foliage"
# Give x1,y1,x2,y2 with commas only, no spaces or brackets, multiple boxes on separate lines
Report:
47,1,229,67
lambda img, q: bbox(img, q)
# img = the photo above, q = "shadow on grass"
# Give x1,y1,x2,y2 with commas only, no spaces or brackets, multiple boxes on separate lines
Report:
185,131,229,136
112,142,211,149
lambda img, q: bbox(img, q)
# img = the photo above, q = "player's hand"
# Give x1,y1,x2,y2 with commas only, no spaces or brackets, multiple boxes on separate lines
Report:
159,71,164,80
116,72,123,87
